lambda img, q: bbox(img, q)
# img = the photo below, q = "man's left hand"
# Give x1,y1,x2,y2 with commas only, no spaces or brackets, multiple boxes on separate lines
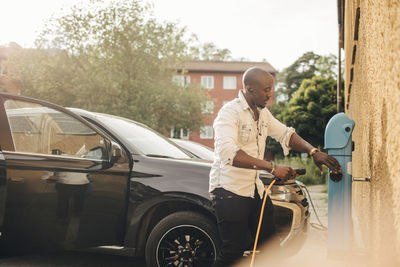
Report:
312,151,342,174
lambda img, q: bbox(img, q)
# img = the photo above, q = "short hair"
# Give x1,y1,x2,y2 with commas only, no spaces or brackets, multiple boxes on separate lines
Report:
242,67,273,87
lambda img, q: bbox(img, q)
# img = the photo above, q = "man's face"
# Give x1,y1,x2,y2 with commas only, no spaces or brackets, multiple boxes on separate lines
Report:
250,74,274,109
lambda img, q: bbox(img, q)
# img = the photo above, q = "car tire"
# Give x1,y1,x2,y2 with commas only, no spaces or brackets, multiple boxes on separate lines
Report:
145,211,219,267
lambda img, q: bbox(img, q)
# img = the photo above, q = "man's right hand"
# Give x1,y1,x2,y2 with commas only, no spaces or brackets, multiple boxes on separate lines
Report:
272,165,297,181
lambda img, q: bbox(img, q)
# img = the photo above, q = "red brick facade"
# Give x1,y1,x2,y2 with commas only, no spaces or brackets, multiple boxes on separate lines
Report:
176,61,277,149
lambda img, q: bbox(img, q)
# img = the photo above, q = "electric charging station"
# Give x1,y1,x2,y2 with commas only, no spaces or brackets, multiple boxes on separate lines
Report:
324,112,355,253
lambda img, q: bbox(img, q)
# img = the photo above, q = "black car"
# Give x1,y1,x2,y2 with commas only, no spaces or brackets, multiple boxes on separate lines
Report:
0,92,309,266
169,138,215,161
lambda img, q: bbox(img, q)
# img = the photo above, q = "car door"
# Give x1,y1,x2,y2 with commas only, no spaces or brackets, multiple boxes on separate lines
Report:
0,94,131,250
0,151,6,238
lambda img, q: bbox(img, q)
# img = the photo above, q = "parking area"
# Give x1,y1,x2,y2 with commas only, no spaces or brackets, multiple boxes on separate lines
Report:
237,184,369,267
0,251,146,266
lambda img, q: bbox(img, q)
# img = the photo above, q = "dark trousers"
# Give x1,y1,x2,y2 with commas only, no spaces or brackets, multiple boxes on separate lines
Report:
211,187,275,267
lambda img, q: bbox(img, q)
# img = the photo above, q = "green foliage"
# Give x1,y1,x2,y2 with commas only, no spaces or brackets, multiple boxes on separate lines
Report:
265,102,286,156
276,52,338,102
188,41,232,61
280,76,341,148
275,156,328,185
266,52,342,158
315,54,338,78
9,0,209,133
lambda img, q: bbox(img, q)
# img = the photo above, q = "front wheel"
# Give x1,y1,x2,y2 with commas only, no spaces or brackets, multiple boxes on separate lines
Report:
145,211,219,267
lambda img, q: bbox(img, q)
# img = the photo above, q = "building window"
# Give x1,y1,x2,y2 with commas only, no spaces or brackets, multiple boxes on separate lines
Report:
200,126,213,139
170,127,189,140
172,75,190,86
201,76,214,89
180,128,189,139
223,76,236,90
201,101,214,114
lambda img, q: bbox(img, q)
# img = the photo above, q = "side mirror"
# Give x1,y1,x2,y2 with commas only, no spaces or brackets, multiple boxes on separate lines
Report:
110,141,122,163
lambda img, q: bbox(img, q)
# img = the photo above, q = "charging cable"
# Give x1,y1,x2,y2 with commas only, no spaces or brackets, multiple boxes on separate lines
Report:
300,184,327,231
250,178,277,267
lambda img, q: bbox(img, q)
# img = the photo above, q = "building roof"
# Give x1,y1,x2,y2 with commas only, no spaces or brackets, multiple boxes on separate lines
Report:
180,60,277,74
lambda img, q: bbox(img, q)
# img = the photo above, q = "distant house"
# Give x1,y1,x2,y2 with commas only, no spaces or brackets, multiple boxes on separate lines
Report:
171,60,277,149
0,42,22,95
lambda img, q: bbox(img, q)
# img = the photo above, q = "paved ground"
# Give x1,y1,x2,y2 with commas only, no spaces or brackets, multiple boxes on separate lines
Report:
0,251,145,267
237,184,368,267
0,251,146,266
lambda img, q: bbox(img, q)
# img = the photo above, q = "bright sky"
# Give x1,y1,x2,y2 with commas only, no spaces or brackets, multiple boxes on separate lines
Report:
0,0,338,71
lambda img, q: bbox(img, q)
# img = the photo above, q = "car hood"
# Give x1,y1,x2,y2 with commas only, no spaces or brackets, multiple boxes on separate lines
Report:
129,154,212,199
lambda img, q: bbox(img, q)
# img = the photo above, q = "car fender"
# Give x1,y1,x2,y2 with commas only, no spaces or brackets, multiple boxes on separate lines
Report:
124,190,215,256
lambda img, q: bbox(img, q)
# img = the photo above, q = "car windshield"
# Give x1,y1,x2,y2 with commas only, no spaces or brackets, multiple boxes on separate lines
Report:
93,114,191,159
173,139,214,161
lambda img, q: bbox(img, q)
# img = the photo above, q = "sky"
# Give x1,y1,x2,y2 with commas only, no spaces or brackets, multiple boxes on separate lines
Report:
0,0,339,71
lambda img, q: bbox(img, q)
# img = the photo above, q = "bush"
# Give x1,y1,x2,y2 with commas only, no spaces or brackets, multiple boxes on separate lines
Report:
275,156,328,185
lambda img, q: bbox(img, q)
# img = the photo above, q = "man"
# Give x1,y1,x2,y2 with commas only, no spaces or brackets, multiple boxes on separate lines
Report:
210,67,341,266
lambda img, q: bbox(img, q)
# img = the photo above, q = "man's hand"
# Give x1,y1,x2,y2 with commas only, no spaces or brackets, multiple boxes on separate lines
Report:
272,165,297,181
312,151,342,174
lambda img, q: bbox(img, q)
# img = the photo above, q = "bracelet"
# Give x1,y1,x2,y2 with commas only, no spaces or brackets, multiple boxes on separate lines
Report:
270,161,275,175
309,148,320,157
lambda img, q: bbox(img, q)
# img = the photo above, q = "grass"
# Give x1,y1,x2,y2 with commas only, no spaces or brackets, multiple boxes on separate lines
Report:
275,156,328,185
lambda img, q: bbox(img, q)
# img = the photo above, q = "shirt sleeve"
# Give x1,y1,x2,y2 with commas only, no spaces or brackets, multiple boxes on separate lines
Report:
213,106,240,167
267,111,296,156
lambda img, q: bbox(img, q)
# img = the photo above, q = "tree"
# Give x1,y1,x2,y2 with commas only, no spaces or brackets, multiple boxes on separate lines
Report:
280,76,342,149
188,41,232,61
267,52,341,157
265,102,287,157
276,52,338,102
9,0,209,133
315,54,338,78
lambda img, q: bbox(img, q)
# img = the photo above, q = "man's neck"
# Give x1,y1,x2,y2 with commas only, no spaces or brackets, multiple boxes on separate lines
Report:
243,91,259,121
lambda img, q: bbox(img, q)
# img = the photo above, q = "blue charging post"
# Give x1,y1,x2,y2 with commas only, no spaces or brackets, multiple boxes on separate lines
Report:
324,113,355,254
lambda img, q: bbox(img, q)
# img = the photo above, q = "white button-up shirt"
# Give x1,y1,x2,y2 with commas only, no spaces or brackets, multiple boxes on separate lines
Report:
209,90,295,198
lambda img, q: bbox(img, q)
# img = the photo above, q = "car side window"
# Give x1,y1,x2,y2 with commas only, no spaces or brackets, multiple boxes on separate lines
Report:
4,99,108,160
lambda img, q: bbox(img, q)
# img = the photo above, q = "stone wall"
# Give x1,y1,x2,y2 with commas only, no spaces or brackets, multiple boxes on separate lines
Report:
344,0,400,265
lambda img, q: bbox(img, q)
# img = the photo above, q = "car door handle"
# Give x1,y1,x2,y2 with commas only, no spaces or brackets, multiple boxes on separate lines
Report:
9,177,25,183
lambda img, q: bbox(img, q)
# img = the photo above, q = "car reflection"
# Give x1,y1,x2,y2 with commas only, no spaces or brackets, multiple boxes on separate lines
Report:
54,171,90,247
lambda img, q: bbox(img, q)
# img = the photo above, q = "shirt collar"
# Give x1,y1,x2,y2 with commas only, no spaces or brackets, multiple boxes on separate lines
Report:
238,90,250,110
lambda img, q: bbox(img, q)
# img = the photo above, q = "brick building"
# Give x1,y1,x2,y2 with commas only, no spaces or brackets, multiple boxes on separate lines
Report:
172,60,277,148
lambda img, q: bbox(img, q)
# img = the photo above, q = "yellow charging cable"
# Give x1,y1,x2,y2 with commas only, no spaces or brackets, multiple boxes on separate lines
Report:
249,179,277,267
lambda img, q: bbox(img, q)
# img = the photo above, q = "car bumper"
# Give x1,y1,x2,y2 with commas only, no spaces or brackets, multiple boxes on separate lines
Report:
271,199,309,248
